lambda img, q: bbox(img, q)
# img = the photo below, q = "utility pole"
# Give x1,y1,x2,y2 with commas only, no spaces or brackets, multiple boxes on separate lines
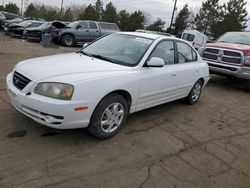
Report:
60,0,64,16
169,0,177,33
21,0,24,15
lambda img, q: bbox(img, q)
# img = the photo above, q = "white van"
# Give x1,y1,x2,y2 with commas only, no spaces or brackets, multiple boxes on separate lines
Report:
181,30,208,50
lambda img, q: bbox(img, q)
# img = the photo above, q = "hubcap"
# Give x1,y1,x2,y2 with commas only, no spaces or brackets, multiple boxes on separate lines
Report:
65,36,73,46
100,102,125,133
192,83,202,101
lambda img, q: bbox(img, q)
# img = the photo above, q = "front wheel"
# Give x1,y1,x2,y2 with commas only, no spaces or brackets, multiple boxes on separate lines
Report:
186,80,203,105
88,94,129,139
61,35,75,47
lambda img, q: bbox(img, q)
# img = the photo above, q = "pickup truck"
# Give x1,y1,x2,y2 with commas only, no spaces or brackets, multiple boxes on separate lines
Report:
202,32,250,88
53,20,120,47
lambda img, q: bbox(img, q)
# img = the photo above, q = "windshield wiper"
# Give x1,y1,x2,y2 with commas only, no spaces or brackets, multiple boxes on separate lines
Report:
91,54,116,63
77,50,93,58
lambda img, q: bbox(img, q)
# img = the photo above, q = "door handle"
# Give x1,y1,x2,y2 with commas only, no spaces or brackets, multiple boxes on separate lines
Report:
85,29,89,32
195,68,199,72
171,73,177,77
96,30,99,32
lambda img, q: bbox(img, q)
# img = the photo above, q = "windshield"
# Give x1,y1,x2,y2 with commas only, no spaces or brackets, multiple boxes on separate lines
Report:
19,20,32,27
67,21,78,28
81,34,153,67
182,33,195,42
217,32,250,45
37,22,50,29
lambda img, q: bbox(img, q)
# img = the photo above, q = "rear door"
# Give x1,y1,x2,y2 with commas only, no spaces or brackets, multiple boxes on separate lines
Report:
174,41,202,96
88,21,100,40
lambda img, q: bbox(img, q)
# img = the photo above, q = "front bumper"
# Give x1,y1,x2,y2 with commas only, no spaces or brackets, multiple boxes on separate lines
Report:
6,72,93,129
205,60,250,79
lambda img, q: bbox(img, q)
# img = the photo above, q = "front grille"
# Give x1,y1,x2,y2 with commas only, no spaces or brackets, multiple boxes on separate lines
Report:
13,71,31,90
203,48,242,65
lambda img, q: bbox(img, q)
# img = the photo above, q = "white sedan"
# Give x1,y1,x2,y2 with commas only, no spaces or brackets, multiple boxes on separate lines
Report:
6,32,210,139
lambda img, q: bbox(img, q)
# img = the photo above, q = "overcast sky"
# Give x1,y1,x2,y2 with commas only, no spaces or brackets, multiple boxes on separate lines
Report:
3,0,250,29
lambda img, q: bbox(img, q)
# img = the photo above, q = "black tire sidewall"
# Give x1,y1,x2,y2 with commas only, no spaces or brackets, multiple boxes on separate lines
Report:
88,94,129,139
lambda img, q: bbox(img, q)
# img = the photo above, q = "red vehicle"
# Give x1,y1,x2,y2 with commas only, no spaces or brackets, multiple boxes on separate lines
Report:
202,32,250,85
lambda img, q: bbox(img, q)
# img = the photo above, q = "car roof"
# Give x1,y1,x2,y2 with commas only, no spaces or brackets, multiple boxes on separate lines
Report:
226,31,250,36
118,32,168,40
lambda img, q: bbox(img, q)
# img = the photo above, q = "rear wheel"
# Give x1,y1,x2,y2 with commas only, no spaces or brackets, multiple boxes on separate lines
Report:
61,35,75,47
88,94,129,139
186,80,203,105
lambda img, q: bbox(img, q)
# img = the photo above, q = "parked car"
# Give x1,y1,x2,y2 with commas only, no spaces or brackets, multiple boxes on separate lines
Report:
6,32,210,139
53,20,120,47
201,32,250,86
7,20,45,37
23,21,69,42
0,11,19,30
181,29,208,50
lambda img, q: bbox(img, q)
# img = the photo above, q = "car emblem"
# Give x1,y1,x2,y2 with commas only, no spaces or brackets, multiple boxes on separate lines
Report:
14,78,20,85
217,50,223,61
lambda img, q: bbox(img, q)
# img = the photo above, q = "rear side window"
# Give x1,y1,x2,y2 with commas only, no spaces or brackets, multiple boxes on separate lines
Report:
89,21,98,29
99,23,119,30
177,42,197,63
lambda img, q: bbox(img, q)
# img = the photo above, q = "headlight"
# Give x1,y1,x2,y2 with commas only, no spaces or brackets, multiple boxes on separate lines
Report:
34,83,74,100
244,56,250,67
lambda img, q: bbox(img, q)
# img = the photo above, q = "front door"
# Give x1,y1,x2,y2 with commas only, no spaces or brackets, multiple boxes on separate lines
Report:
137,40,179,111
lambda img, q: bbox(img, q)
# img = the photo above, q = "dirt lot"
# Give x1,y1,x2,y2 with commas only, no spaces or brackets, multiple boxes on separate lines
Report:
0,33,250,188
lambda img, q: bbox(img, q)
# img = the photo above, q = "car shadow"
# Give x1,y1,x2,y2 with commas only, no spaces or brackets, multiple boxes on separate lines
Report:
208,75,250,92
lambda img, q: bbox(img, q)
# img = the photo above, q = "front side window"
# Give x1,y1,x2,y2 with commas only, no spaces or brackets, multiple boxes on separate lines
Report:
78,21,89,30
177,42,197,63
149,41,175,65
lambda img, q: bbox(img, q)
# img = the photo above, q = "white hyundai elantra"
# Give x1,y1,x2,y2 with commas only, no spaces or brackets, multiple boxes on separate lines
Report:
6,32,210,139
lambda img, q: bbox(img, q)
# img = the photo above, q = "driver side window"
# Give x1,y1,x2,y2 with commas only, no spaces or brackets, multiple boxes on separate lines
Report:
78,21,89,30
149,41,175,65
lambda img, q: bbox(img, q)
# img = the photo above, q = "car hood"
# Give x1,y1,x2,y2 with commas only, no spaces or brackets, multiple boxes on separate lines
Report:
15,53,132,83
206,42,250,55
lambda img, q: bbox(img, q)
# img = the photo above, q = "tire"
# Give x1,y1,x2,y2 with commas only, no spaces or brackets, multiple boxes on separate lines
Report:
186,80,203,105
88,94,129,139
61,34,75,47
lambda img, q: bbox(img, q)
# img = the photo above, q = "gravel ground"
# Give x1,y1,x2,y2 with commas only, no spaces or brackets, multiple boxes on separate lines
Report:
0,33,250,188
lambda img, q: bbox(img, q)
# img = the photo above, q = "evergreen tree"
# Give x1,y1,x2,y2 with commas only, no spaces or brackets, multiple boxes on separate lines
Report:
0,5,4,11
172,4,190,37
24,3,39,18
102,2,118,23
95,0,103,21
63,8,74,21
39,5,47,20
146,18,165,32
118,10,130,31
4,3,19,14
195,0,221,35
79,4,99,20
127,10,145,31
211,0,248,38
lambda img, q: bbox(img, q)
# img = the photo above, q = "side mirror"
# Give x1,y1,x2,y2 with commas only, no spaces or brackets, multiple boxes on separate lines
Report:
76,25,81,30
147,57,165,67
83,43,89,48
